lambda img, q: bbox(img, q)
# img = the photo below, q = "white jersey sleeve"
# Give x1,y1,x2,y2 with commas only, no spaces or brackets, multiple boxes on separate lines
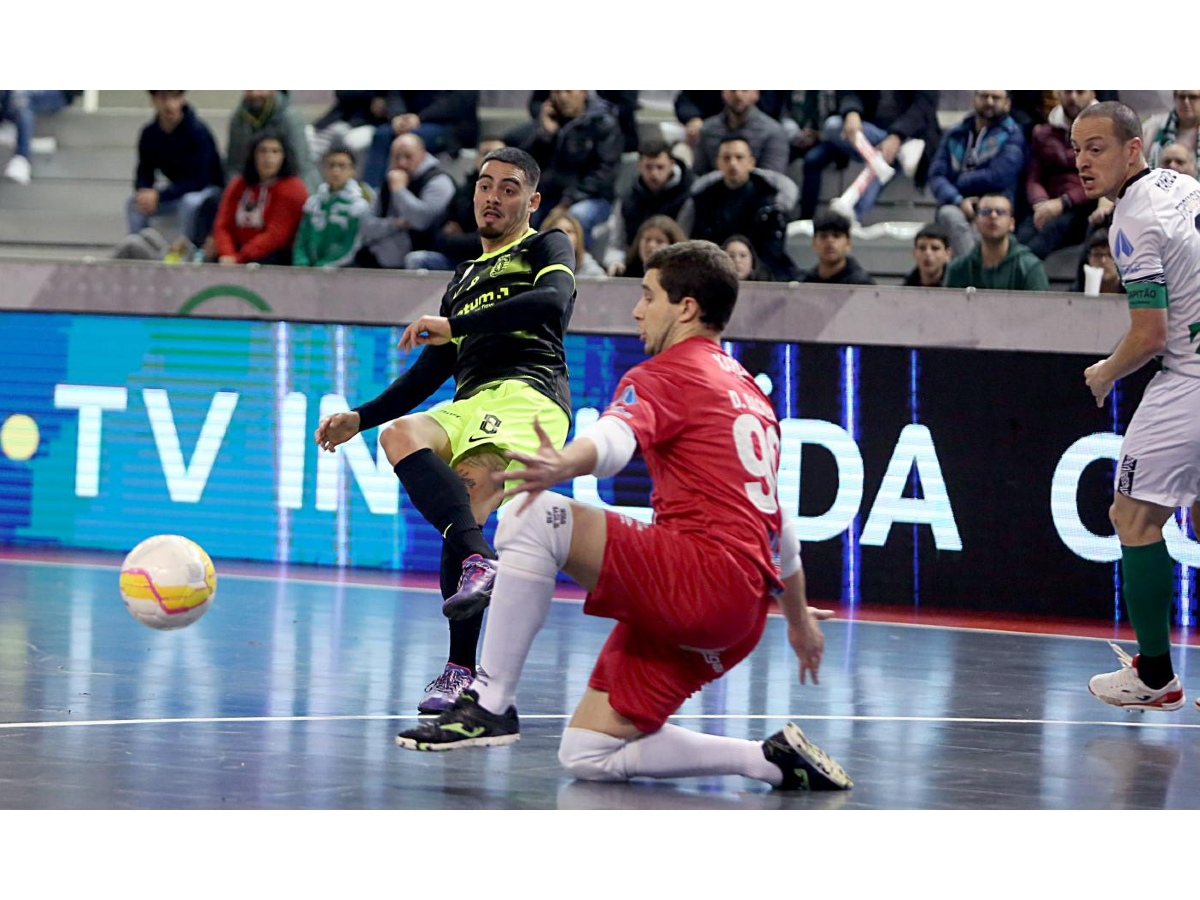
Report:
1111,168,1200,376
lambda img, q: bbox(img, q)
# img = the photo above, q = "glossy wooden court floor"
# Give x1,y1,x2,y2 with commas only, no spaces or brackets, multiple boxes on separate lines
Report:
2,551,1199,809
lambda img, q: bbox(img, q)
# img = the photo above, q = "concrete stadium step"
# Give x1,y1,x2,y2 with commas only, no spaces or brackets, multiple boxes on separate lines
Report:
0,242,110,262
0,208,124,246
32,147,136,182
37,106,326,150
0,178,130,211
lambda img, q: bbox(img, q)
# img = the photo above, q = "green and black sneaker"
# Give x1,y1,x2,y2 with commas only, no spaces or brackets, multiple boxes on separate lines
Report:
762,722,853,791
395,688,520,751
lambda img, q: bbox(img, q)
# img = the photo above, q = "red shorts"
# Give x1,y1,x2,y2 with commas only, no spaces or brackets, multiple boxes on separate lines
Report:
584,512,771,733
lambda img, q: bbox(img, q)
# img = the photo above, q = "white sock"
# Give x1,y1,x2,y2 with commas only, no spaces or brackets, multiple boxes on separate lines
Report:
472,560,555,714
559,725,783,786
471,492,573,715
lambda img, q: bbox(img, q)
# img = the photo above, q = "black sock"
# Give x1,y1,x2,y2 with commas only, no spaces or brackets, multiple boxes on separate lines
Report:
1136,651,1175,690
440,542,483,672
393,448,495,562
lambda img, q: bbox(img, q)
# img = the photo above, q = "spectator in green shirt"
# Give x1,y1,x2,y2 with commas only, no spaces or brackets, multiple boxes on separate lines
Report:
944,192,1050,291
293,146,371,268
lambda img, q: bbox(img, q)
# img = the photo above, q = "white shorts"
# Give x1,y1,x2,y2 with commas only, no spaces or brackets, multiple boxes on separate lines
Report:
1116,368,1200,508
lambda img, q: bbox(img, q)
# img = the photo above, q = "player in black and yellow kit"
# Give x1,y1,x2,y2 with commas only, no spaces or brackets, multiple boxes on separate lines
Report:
314,148,577,713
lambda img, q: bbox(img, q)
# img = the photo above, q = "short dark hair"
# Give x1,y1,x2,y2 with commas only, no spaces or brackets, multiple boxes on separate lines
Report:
148,90,185,97
480,147,540,190
323,143,356,166
1075,101,1142,144
914,225,949,249
645,240,739,331
718,134,752,152
243,131,299,185
978,192,1013,212
813,210,851,237
638,139,671,159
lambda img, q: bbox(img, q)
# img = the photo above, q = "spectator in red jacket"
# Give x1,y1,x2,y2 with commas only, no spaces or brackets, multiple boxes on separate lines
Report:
213,132,308,266
1017,90,1096,259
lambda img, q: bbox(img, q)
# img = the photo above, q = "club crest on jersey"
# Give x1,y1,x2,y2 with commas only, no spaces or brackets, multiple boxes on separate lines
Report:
489,254,512,277
617,385,638,406
1114,229,1134,259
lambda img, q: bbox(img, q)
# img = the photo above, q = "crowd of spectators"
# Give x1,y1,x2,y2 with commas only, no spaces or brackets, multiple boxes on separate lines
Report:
86,89,1195,291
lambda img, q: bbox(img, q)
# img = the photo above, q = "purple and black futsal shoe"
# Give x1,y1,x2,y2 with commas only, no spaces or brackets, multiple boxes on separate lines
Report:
441,554,497,621
417,662,474,715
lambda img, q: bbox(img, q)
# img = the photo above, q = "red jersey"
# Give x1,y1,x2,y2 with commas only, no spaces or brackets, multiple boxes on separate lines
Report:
600,335,783,594
213,175,308,264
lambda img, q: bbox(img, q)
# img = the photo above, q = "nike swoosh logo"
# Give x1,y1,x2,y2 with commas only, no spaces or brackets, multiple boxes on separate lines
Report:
467,435,494,443
439,723,484,738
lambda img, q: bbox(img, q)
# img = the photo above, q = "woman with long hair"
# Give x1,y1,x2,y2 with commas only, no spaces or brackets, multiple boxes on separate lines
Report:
617,214,686,279
213,131,308,265
541,209,606,277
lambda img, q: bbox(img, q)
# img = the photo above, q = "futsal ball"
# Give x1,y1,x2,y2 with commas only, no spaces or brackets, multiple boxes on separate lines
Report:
119,534,216,631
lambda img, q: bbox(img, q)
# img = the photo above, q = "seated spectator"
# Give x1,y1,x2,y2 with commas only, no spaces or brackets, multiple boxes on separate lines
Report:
227,91,316,189
1074,228,1124,295
1017,90,1097,259
617,215,686,280
212,132,308,266
526,90,640,153
357,133,455,269
310,91,398,161
509,90,622,250
801,211,876,285
694,90,789,176
405,137,505,271
799,91,941,222
361,91,480,188
127,91,224,247
292,146,371,268
679,136,798,280
542,210,606,277
722,234,768,282
903,225,952,287
0,91,35,184
929,90,1026,257
604,139,695,275
943,193,1048,291
1143,90,1200,169
1160,141,1198,178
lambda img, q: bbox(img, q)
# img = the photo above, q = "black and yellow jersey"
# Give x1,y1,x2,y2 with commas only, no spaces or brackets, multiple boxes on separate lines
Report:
353,227,578,431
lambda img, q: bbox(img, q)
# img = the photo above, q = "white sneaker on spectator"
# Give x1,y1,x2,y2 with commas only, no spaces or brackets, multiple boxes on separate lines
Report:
896,139,925,179
3,154,31,185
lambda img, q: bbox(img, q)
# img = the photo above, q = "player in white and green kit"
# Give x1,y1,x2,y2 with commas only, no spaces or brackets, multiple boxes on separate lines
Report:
1073,101,1200,711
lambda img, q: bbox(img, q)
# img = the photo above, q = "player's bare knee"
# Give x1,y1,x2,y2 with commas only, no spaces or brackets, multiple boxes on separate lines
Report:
558,728,629,782
379,419,418,461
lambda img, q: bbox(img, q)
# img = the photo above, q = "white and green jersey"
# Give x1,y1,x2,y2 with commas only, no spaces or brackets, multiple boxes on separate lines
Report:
1111,167,1200,377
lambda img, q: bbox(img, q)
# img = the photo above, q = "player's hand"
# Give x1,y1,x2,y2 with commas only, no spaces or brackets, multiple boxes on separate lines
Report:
497,418,567,512
877,134,901,166
1090,196,1115,226
1084,359,1114,407
788,610,824,685
398,315,452,354
809,607,836,621
960,196,978,220
314,410,361,452
1032,198,1064,230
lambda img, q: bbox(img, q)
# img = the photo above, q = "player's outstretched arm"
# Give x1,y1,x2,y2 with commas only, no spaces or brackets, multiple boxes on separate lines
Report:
350,341,457,433
314,410,361,453
778,568,824,685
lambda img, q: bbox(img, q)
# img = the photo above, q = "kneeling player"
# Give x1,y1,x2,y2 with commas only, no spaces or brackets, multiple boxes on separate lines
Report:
396,241,851,791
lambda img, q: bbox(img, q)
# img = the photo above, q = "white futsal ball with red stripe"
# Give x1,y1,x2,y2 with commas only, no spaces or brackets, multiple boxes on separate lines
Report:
119,535,216,630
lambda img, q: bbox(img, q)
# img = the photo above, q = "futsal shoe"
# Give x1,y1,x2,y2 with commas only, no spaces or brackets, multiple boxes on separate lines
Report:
417,662,474,714
1088,641,1185,711
762,723,853,791
397,689,520,751
442,554,497,620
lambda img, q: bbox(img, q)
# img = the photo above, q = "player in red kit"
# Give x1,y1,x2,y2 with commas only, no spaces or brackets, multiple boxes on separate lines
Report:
396,241,851,791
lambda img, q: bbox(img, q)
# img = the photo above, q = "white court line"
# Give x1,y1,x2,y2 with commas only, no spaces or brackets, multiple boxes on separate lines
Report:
3,556,1195,647
3,713,1200,731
